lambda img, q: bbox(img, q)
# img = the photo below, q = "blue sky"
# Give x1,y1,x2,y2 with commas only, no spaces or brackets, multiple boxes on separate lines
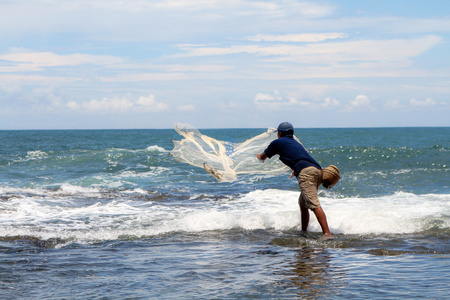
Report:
0,0,449,129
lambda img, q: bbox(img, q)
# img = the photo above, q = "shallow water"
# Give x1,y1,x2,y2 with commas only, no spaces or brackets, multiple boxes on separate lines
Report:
2,231,448,299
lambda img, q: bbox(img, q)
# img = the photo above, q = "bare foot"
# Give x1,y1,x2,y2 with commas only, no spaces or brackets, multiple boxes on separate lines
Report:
321,233,335,240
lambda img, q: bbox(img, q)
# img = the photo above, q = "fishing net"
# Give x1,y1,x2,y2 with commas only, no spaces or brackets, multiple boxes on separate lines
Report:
170,123,298,182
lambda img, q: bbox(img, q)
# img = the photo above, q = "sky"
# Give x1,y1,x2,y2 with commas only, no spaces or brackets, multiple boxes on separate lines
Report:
0,0,449,129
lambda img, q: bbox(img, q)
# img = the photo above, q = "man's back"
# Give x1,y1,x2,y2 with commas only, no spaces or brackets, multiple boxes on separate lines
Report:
264,136,321,176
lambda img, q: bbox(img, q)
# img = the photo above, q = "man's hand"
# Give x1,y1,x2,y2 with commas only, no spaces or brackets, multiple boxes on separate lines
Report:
289,170,295,179
256,152,267,162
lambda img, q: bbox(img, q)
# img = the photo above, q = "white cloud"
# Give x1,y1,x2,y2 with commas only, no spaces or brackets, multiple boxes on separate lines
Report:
101,0,335,18
136,94,169,112
0,74,81,84
0,51,124,71
66,101,79,110
165,64,233,72
0,0,335,17
177,36,442,64
248,33,347,42
0,83,66,114
99,73,190,82
321,97,340,109
285,96,340,111
343,94,376,112
383,99,405,111
254,91,339,111
83,97,134,112
254,91,283,103
410,97,436,107
95,63,233,83
67,94,169,113
254,91,295,111
0,0,336,42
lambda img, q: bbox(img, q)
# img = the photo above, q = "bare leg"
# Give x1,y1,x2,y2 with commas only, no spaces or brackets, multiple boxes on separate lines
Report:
312,207,334,238
300,204,309,234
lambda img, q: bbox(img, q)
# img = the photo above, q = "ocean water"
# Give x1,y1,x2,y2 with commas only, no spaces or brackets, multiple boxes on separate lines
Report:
0,127,448,299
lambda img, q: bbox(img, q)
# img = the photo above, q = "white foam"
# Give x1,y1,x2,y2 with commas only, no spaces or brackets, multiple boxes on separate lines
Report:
118,167,171,178
58,183,103,196
1,187,449,243
26,150,48,160
146,145,168,152
325,191,450,234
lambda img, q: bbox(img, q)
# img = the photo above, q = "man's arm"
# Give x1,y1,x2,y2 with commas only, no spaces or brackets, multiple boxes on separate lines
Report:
257,151,294,179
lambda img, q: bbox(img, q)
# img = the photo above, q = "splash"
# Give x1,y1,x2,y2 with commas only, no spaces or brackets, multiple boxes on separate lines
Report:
170,123,290,182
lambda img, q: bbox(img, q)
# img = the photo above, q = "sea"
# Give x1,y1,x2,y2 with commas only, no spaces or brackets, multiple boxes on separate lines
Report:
0,127,448,299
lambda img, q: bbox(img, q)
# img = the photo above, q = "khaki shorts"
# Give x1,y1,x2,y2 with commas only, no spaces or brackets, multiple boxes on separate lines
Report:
297,166,322,210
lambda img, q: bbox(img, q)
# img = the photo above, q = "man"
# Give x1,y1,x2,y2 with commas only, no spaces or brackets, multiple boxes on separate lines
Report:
256,122,334,239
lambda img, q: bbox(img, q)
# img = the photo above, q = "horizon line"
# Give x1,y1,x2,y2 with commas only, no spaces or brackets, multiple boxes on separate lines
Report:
1,125,449,131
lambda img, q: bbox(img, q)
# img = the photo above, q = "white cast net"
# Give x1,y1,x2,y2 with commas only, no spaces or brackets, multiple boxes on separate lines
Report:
170,123,296,182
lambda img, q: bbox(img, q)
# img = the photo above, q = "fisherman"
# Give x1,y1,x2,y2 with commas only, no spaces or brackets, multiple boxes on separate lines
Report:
256,122,334,239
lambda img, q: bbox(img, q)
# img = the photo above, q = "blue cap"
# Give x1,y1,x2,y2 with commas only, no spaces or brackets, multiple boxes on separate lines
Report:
276,122,294,132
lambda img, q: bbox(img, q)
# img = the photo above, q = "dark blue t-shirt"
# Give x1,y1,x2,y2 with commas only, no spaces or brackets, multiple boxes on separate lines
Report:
264,136,321,176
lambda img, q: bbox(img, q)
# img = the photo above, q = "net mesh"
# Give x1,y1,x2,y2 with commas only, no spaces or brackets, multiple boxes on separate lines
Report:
170,123,296,182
